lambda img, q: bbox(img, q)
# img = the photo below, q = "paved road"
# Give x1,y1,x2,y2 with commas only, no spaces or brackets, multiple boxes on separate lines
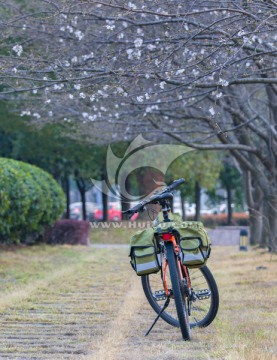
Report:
208,226,249,246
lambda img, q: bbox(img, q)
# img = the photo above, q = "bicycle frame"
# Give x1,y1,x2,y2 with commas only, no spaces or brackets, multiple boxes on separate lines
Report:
160,232,191,298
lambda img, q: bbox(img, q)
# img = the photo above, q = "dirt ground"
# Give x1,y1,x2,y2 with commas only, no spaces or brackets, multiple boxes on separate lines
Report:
0,244,276,360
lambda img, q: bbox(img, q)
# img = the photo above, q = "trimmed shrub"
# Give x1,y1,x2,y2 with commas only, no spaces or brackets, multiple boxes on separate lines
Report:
185,213,249,228
45,219,90,245
0,158,65,243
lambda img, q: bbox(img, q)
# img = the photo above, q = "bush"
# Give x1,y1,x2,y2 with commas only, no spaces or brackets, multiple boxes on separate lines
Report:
45,219,90,245
0,158,65,243
187,213,249,228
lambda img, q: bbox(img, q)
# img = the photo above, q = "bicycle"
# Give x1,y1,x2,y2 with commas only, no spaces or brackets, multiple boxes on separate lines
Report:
125,178,219,341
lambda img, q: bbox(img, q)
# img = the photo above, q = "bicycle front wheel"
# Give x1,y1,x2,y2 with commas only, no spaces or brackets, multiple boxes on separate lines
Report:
165,241,191,340
142,265,219,329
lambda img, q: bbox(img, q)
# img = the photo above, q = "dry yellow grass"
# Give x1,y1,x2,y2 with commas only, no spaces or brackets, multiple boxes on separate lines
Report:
0,244,276,359
90,222,138,244
85,246,277,360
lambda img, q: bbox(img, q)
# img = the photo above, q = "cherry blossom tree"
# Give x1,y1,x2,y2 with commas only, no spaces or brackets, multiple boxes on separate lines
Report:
1,0,277,249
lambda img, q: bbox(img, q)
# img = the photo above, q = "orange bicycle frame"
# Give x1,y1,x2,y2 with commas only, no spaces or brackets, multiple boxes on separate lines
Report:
161,233,191,296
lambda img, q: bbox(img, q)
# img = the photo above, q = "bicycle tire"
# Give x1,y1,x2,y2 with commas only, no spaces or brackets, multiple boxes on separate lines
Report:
165,241,191,340
142,264,219,329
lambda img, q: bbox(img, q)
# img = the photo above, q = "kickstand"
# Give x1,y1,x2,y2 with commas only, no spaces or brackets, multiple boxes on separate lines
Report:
145,296,171,336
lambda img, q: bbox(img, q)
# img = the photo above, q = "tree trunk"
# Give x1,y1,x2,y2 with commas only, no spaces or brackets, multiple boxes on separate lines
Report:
194,181,201,221
80,189,86,220
180,194,186,220
121,176,131,221
76,176,87,220
248,209,263,246
260,195,277,251
121,202,130,220
60,174,70,219
226,185,233,225
102,188,108,221
260,200,270,248
244,171,264,246
64,175,70,219
267,196,277,252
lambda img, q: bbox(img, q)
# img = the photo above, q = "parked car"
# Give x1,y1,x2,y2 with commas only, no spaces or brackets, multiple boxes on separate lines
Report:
94,202,122,221
108,202,122,221
69,202,97,221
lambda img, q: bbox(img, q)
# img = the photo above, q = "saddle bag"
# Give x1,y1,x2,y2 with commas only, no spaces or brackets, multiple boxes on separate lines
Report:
129,228,160,276
177,221,211,268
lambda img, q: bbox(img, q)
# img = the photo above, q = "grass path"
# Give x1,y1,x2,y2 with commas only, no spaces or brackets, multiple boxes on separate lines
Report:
0,245,276,359
0,245,131,359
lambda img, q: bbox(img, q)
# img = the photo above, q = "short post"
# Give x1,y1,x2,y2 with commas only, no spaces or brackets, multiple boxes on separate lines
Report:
239,229,248,251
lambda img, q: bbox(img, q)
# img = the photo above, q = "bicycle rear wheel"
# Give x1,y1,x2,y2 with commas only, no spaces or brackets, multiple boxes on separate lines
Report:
142,264,219,328
165,242,191,340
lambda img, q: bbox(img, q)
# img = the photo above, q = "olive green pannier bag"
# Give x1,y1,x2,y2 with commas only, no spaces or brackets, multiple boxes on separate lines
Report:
176,221,211,268
129,228,161,276
154,214,211,269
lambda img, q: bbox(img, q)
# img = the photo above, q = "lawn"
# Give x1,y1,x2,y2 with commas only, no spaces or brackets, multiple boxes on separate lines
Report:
0,241,276,359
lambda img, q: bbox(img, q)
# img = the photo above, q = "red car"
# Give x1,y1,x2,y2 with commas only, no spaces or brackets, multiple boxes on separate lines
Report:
93,203,138,221
94,202,122,221
107,202,122,221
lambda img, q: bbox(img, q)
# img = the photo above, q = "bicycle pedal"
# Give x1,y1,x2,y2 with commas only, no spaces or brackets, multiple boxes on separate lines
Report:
196,289,211,300
153,290,167,301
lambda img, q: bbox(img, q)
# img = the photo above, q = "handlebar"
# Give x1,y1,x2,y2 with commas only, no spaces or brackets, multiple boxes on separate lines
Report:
123,178,185,217
159,178,185,194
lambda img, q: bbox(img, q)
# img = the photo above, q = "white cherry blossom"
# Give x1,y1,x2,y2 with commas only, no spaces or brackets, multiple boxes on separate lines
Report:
209,107,215,116
134,38,143,48
20,110,31,116
128,2,137,9
74,30,84,41
12,44,23,56
219,78,229,87
159,81,166,89
147,44,156,51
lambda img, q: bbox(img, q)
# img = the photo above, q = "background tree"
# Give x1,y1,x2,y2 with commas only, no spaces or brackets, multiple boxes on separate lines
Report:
167,151,222,220
0,103,106,219
1,1,277,249
219,158,244,225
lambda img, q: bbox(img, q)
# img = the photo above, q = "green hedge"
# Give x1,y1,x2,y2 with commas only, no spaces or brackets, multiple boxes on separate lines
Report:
0,158,65,243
